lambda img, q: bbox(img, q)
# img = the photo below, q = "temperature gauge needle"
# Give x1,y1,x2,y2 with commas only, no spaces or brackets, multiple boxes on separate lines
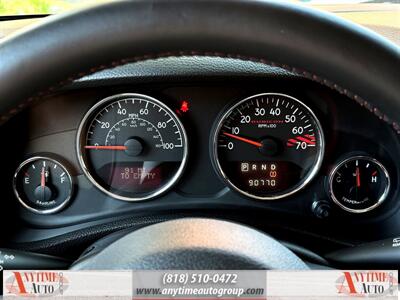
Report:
85,145,128,150
356,167,361,188
223,132,262,147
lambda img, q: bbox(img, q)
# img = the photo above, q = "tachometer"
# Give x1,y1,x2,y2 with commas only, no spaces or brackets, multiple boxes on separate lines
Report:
77,93,188,201
212,93,324,200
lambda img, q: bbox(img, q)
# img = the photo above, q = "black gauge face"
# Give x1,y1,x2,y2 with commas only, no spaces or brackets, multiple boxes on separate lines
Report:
13,157,73,214
213,93,324,200
329,156,390,213
77,93,188,201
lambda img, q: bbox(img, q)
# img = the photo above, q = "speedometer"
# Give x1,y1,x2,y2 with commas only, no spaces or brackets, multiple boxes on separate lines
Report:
212,93,324,200
77,93,188,201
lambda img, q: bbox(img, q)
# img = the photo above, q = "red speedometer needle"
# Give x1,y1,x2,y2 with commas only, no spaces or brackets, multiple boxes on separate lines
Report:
356,167,361,188
84,145,128,150
223,132,262,147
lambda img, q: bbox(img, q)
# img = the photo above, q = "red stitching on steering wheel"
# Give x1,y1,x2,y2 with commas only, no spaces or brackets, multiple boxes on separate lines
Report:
2,51,399,135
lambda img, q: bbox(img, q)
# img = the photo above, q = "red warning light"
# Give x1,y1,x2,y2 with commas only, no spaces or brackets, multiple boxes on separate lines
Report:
180,101,189,113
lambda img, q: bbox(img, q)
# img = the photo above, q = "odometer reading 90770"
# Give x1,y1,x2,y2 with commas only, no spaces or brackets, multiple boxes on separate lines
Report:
212,93,324,200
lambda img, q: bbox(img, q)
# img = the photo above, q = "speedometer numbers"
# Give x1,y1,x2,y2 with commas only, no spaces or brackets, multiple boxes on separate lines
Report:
77,93,188,201
213,93,324,200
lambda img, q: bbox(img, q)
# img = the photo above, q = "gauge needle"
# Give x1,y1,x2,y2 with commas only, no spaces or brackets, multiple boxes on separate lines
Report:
41,167,46,188
84,145,128,150
356,167,361,188
223,132,262,147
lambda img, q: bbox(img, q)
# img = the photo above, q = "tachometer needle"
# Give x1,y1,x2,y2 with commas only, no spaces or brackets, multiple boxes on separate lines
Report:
223,132,262,147
356,167,361,188
84,145,128,150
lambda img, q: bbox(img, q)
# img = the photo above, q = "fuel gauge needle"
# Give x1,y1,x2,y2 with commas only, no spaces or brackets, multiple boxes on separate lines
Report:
223,132,262,147
85,145,127,150
41,167,46,188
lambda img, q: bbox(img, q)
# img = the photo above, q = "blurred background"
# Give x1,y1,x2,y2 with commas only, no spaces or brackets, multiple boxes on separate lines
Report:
0,0,399,45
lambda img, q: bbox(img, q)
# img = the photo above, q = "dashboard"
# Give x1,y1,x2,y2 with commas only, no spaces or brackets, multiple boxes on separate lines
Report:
1,57,400,260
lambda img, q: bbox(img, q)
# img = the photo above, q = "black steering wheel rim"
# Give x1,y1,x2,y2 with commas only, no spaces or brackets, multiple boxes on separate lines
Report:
0,0,398,132
71,218,309,270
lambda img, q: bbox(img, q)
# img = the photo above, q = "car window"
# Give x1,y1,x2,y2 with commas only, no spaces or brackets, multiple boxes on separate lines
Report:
0,0,398,45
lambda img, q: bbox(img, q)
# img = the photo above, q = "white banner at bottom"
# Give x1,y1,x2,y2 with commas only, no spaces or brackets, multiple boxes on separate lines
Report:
1,270,398,299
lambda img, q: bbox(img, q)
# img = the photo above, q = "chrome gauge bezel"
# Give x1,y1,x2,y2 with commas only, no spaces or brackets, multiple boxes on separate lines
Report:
212,93,325,200
76,93,189,202
328,155,390,213
13,156,74,214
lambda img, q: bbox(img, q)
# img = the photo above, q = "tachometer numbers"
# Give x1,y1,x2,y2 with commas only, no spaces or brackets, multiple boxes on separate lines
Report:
212,93,324,200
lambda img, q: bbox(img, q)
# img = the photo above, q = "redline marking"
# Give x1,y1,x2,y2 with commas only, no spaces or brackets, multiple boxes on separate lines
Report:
296,136,316,145
304,134,316,141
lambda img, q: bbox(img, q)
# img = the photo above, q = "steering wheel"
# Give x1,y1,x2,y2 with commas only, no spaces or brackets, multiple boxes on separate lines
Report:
0,0,398,269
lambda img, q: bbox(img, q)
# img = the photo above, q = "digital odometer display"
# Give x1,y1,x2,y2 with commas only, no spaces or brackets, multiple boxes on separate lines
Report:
213,93,324,200
77,93,188,201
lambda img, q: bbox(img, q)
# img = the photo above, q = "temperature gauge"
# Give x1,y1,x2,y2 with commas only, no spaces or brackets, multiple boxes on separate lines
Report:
13,157,73,214
329,156,390,213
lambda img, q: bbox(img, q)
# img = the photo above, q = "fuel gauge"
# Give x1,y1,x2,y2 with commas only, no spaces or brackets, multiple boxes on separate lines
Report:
13,157,73,214
329,156,390,213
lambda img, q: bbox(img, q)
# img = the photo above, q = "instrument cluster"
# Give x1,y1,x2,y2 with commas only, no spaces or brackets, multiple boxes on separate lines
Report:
12,90,395,217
